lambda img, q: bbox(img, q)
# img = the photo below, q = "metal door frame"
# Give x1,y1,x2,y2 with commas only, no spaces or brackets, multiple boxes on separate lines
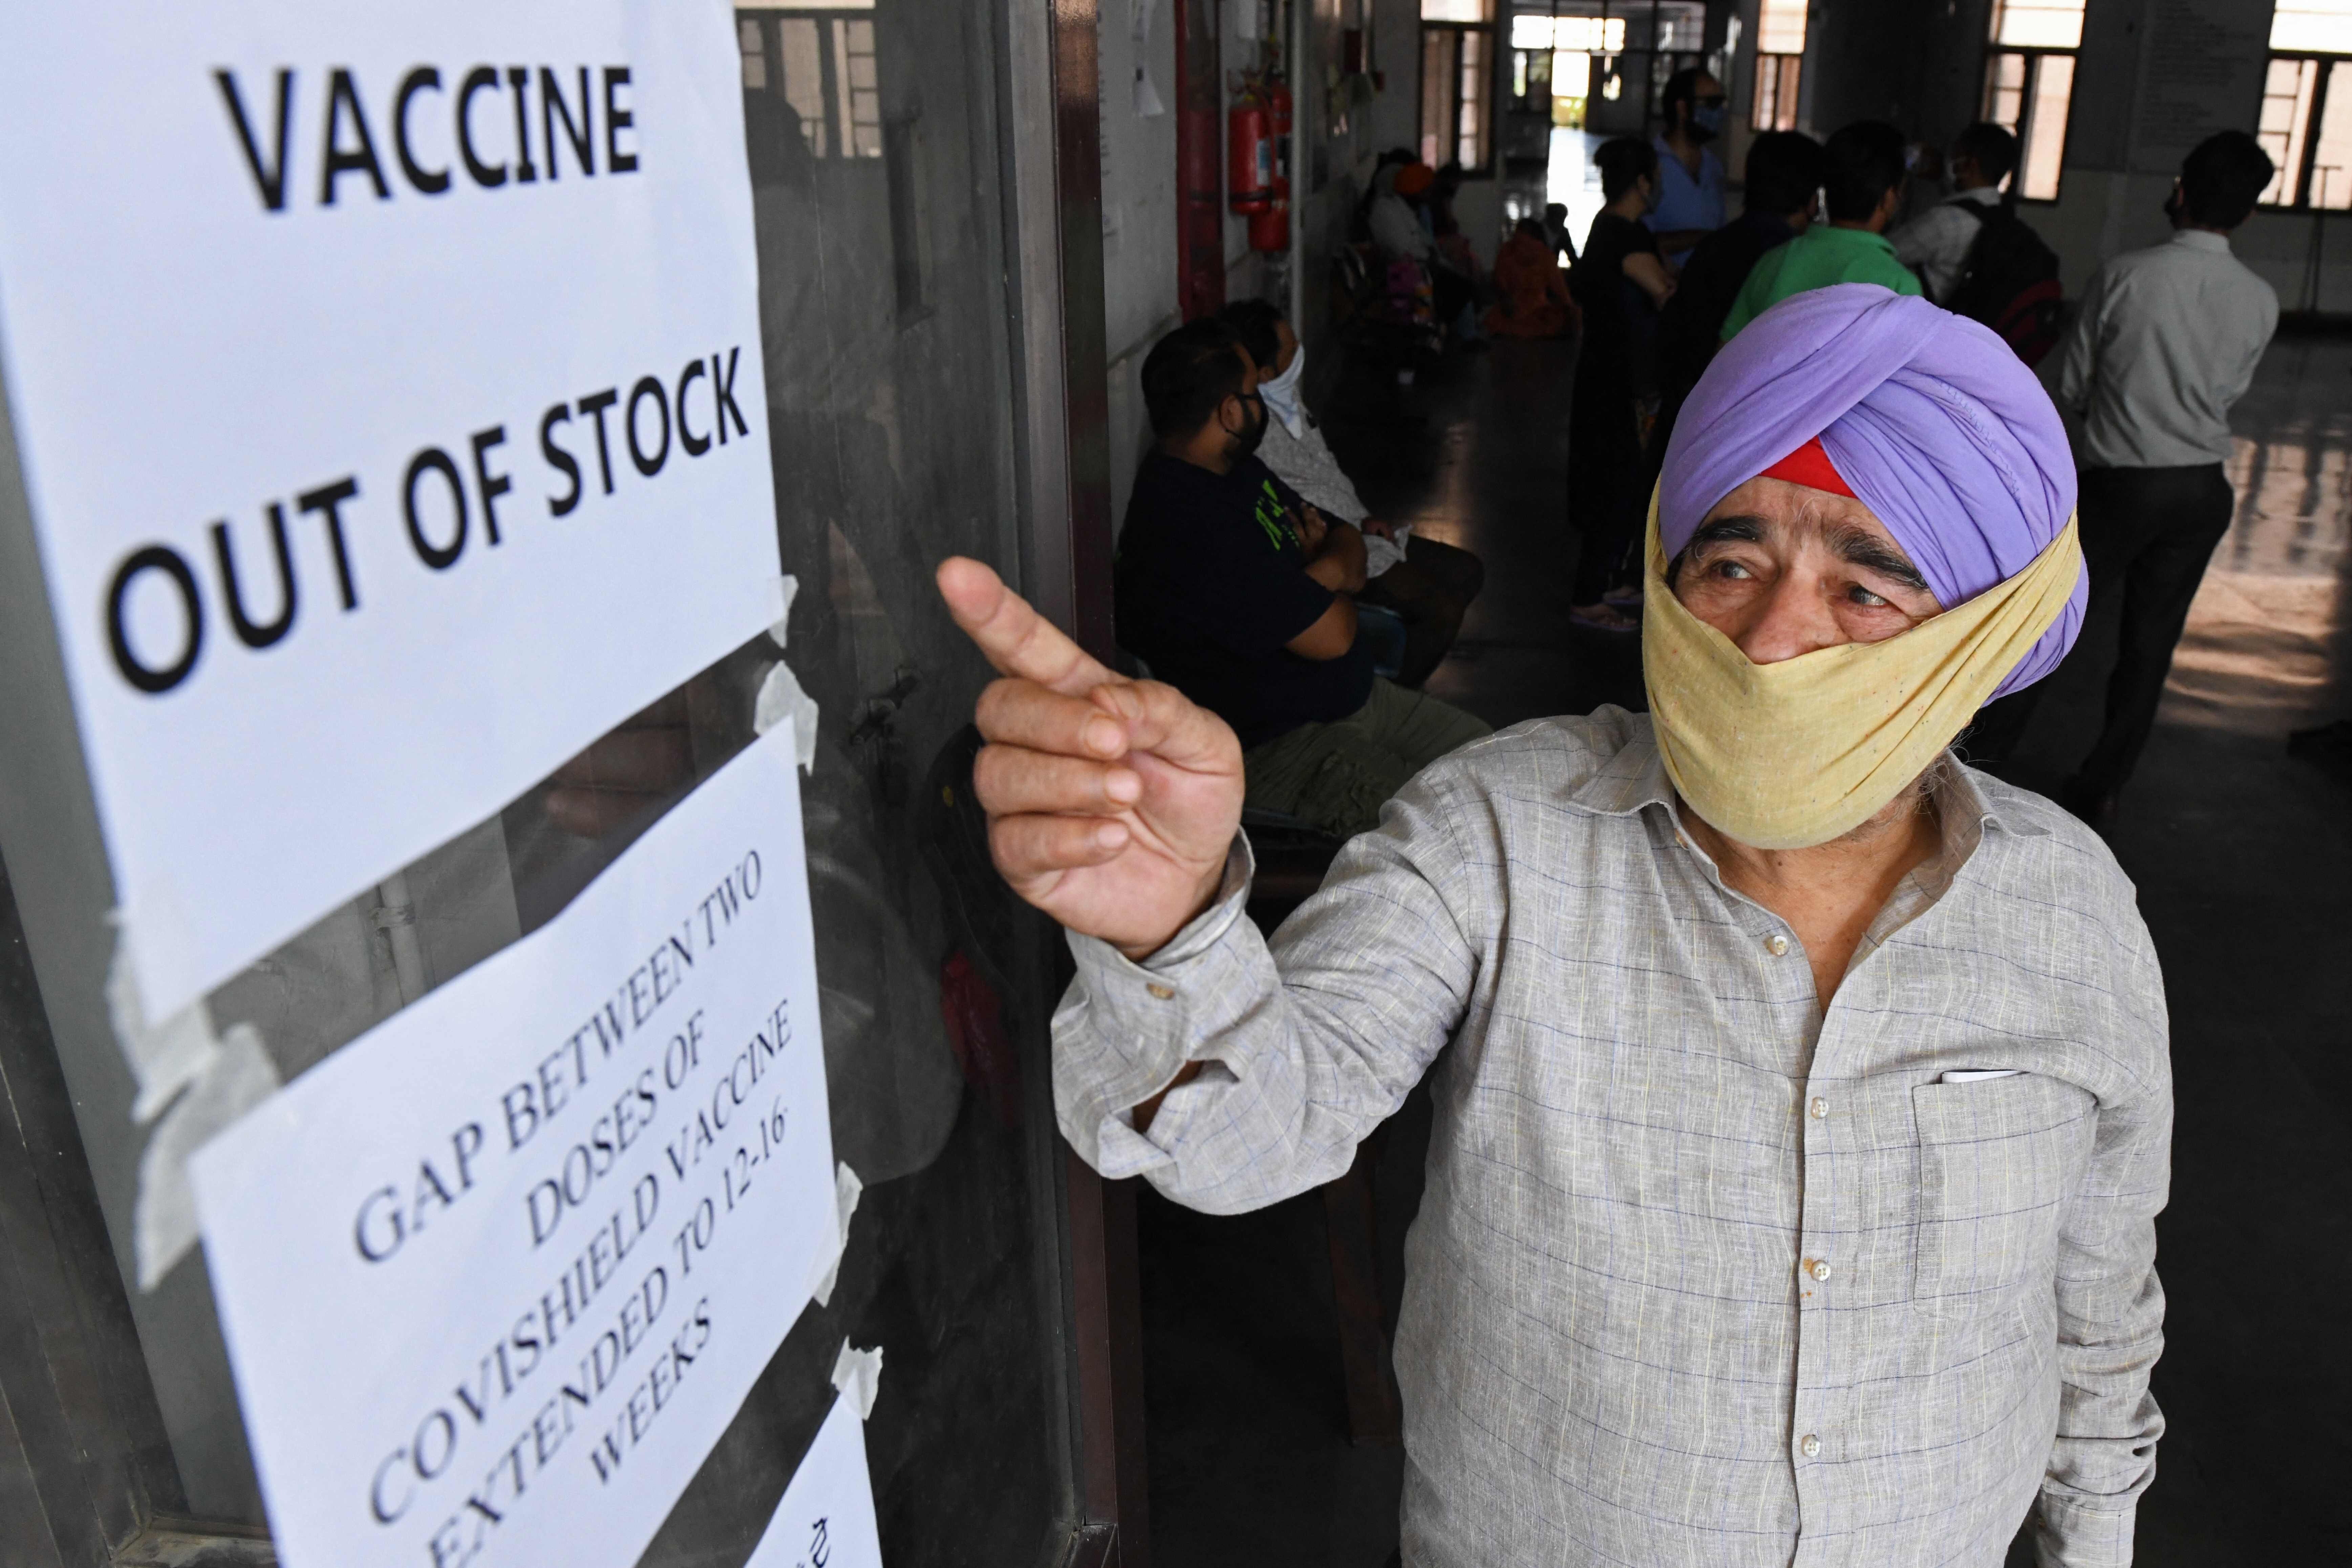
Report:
997,0,1151,1559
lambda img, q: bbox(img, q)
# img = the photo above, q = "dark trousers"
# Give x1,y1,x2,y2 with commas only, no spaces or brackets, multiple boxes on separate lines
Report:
1358,534,1487,687
1967,463,2234,800
1567,385,1644,605
1432,265,1473,335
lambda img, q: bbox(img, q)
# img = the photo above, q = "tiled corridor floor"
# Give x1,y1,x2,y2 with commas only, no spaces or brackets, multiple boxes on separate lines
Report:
1138,332,2352,1567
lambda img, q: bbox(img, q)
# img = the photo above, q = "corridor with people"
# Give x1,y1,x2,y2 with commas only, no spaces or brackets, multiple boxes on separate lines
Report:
1136,330,2352,1568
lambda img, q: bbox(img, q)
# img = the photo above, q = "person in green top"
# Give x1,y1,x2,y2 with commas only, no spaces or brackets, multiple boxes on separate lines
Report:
1720,120,1921,339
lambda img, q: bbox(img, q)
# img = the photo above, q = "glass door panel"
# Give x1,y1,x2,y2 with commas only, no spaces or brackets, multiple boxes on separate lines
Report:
0,1,1086,1563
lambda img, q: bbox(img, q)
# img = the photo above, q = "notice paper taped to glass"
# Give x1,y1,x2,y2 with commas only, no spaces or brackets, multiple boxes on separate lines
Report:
0,0,783,1018
191,720,835,1568
742,1390,884,1568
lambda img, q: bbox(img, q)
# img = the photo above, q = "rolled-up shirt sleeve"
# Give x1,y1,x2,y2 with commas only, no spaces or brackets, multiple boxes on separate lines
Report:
1052,764,1486,1214
2035,923,2173,1567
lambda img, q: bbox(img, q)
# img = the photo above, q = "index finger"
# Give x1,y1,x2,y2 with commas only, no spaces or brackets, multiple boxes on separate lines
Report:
936,556,1114,697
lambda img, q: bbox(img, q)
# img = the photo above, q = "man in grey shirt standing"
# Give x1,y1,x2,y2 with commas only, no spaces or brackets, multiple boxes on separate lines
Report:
2033,131,2279,823
934,286,2166,1566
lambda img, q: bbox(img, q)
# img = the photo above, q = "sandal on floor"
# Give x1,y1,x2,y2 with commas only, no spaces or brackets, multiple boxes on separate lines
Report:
1568,602,1640,633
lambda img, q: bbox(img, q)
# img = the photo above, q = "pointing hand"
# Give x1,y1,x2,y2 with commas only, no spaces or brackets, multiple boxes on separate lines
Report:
935,558,1244,958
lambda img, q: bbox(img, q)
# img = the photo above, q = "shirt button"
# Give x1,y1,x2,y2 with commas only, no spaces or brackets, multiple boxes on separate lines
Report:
1807,1258,1834,1282
1809,1097,1829,1119
1146,983,1175,1000
1799,1434,1822,1459
1765,933,1791,956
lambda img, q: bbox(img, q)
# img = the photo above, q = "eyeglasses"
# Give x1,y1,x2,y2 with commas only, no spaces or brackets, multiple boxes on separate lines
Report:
1696,93,1728,109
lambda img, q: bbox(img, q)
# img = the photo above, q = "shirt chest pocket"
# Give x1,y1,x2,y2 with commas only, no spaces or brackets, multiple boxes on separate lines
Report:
1911,1074,2097,1320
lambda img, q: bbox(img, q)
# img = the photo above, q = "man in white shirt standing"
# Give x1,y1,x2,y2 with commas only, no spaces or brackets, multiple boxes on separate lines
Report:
2018,131,2280,825
1891,122,2018,303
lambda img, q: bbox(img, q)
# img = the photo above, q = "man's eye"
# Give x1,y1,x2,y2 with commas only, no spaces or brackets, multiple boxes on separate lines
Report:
1848,585,1889,608
1712,560,1752,580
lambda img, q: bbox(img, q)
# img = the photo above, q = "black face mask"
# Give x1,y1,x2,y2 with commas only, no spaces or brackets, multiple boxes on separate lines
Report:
1230,392,1268,458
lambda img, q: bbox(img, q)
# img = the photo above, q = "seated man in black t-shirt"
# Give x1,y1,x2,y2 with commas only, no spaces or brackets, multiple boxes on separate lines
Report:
1115,320,1490,839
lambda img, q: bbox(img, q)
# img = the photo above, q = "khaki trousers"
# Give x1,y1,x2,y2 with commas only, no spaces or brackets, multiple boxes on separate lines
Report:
1242,677,1491,839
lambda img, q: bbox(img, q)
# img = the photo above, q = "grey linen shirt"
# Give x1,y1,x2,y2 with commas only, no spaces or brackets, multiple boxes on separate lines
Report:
1055,710,2171,1568
2054,229,2277,469
1257,411,1417,576
1257,408,1371,525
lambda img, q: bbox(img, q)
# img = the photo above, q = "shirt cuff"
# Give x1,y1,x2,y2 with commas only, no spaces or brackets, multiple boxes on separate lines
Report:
1052,835,1255,1177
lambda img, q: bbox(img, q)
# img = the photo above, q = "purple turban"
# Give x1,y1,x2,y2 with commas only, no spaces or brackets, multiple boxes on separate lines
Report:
1658,283,2086,697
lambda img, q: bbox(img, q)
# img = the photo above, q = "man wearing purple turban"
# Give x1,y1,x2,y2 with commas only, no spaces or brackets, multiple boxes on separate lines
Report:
933,282,2170,1566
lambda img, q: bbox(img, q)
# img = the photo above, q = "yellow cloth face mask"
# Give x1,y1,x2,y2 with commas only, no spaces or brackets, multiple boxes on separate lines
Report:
1640,493,2082,849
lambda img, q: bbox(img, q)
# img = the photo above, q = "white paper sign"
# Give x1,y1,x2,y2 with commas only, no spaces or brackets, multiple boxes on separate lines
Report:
0,0,783,1017
744,1391,884,1568
192,722,834,1568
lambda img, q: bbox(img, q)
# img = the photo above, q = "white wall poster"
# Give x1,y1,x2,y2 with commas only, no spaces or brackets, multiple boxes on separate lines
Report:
0,0,784,1018
191,721,835,1568
743,1391,884,1568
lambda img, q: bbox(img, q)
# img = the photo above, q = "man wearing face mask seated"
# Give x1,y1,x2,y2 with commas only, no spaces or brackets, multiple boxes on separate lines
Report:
936,283,2168,1568
1112,319,1490,840
1219,298,1487,690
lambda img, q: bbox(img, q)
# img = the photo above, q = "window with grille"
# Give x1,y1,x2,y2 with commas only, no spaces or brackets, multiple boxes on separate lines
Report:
1420,0,1495,172
1751,0,1804,131
1508,14,1622,132
1980,0,2083,201
739,6,882,160
2261,2,2352,208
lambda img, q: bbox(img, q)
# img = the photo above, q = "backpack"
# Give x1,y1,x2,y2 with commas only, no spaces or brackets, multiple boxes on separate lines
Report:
1941,200,2064,366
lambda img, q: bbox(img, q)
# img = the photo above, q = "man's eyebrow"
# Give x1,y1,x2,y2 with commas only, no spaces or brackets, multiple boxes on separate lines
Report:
1826,523,1931,594
1686,515,1765,549
1666,515,1764,584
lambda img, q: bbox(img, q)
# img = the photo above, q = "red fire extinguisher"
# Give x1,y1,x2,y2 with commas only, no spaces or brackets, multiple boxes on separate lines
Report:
1248,77,1291,251
1249,175,1289,251
1229,93,1274,215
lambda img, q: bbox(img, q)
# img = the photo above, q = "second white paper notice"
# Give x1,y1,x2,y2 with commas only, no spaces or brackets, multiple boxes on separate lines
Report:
192,721,834,1568
743,1391,883,1568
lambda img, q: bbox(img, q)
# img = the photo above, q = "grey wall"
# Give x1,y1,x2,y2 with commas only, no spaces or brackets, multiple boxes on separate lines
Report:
1097,0,1184,526
2015,0,2306,303
1798,0,1994,143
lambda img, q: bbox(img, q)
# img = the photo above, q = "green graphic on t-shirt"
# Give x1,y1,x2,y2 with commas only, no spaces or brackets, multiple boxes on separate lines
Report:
1253,479,1301,550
